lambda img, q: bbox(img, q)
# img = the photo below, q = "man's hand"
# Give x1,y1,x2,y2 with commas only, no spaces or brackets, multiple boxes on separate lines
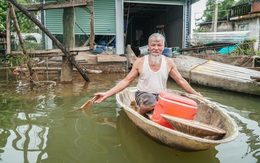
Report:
94,92,108,103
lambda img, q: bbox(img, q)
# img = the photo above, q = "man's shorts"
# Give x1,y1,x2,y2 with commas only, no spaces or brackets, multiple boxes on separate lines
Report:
135,90,159,107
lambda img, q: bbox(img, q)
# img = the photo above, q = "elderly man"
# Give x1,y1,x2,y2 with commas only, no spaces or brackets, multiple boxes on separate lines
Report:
94,33,201,116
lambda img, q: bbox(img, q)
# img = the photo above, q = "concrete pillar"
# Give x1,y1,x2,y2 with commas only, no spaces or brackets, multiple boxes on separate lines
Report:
115,0,124,54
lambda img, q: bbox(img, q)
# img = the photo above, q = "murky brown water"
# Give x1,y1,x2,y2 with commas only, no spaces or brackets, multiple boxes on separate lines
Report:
0,71,259,163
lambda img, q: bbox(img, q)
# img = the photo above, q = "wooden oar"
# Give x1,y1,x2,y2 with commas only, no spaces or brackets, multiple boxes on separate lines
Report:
80,96,97,109
69,96,97,113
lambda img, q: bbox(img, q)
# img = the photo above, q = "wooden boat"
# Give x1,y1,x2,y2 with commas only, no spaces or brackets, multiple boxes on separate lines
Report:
115,87,238,151
172,55,260,96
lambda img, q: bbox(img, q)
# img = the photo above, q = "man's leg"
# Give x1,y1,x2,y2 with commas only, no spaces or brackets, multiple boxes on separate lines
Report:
135,91,158,116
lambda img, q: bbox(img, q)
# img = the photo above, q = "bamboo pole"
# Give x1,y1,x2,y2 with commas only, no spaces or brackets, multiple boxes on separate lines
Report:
9,3,34,78
125,3,130,46
9,0,90,82
6,8,11,54
9,4,26,55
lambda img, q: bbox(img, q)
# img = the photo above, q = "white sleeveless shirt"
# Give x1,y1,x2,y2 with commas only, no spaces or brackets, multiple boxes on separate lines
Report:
137,55,168,94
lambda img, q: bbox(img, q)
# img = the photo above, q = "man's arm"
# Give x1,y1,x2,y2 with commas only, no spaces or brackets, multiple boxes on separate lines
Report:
167,59,202,96
94,57,142,103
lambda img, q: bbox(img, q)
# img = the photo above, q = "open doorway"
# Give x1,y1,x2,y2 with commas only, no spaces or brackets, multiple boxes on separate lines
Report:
124,2,184,55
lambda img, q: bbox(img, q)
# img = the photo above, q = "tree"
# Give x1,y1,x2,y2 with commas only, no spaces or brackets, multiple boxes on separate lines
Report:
201,0,251,22
235,0,251,5
202,0,216,22
218,0,235,20
0,0,9,31
202,0,235,22
0,0,39,32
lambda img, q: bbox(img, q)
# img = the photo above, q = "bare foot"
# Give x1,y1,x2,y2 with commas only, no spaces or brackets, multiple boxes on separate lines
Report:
130,100,140,112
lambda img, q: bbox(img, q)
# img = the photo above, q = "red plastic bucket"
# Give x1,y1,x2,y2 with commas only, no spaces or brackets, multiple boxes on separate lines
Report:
151,92,198,129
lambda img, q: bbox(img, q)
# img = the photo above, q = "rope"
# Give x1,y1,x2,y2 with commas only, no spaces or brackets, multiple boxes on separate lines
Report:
188,60,209,83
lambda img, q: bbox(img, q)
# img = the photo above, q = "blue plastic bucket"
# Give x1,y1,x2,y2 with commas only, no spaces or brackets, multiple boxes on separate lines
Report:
163,48,172,58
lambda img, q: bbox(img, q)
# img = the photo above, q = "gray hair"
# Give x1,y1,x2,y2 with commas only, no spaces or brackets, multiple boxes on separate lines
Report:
148,33,165,44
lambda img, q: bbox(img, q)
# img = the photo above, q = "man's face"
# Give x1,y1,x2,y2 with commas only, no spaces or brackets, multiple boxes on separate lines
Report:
148,39,164,56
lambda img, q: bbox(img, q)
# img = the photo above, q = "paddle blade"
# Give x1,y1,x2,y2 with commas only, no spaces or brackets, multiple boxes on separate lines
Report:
80,96,97,109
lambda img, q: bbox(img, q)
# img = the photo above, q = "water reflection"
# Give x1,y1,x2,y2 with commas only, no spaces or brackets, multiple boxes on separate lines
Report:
116,110,219,163
168,81,260,162
217,106,260,163
41,107,123,162
1,112,49,163
0,129,10,153
0,79,56,162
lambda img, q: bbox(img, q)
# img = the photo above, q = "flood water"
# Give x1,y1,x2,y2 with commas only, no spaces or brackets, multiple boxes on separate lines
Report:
0,71,259,163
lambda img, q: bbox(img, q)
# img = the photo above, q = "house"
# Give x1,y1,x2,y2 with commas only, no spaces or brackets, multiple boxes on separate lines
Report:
43,0,200,54
197,1,260,52
230,1,260,51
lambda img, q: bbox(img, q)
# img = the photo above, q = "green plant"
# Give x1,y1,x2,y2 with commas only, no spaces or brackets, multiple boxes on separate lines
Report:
0,0,39,33
231,39,256,55
4,53,33,67
193,28,208,33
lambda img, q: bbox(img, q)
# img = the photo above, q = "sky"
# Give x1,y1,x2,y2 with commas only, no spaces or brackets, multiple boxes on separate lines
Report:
191,0,207,32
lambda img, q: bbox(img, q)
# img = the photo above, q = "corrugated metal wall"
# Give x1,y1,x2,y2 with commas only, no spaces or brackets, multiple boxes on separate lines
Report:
94,0,116,35
45,0,116,35
45,9,63,34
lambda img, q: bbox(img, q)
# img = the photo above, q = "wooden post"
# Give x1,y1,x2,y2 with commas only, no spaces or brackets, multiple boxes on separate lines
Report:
61,1,75,83
9,0,90,82
79,4,94,48
125,4,130,46
6,8,11,54
9,3,34,78
212,2,218,32
250,41,254,56
9,4,26,55
89,5,95,50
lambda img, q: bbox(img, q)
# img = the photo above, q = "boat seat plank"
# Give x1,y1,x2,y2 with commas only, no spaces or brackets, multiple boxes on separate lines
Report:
161,114,226,139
